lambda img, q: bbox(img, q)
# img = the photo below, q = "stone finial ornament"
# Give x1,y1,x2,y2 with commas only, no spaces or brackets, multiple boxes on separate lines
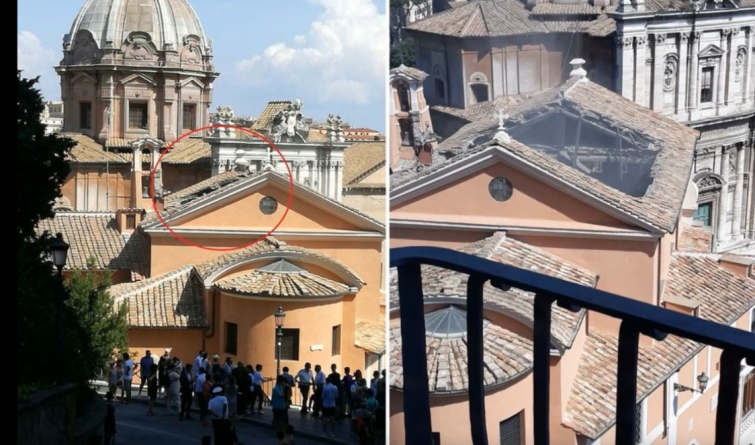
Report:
569,58,588,82
493,108,511,145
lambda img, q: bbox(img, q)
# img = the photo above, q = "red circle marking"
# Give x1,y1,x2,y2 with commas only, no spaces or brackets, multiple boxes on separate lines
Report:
149,124,294,251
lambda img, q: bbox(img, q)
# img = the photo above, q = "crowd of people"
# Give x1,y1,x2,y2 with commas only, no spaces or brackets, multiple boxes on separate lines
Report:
102,349,387,445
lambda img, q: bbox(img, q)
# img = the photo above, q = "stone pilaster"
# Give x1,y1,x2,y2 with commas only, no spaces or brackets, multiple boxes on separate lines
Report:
688,32,700,113
652,34,667,111
636,36,648,106
616,36,635,101
728,28,740,105
717,29,731,107
677,33,689,117
732,145,745,239
717,146,731,244
744,27,753,106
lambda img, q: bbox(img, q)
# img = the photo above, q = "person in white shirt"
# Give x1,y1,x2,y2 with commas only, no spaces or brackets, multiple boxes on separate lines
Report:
295,363,313,413
208,387,233,444
321,376,339,437
121,353,136,405
193,350,204,379
194,367,207,422
313,364,326,417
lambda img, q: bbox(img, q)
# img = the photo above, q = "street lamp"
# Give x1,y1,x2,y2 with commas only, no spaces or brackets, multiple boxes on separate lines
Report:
674,372,710,394
49,232,69,382
274,306,286,378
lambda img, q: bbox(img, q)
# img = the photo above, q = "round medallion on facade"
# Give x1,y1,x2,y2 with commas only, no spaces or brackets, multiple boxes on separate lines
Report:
489,177,513,202
260,196,278,215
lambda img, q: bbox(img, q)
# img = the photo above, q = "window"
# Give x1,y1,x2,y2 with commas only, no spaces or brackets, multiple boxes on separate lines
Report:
397,82,411,112
499,412,522,445
141,175,150,198
260,196,278,215
700,67,714,103
399,118,414,147
129,102,148,129
489,177,513,202
332,325,341,356
634,402,643,444
277,328,300,361
225,322,238,355
432,432,441,445
80,102,92,129
183,104,196,130
471,84,489,103
434,78,445,101
126,214,136,230
743,370,755,418
692,202,712,227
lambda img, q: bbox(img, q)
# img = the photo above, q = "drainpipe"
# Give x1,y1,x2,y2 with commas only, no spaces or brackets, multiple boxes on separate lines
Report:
202,287,217,350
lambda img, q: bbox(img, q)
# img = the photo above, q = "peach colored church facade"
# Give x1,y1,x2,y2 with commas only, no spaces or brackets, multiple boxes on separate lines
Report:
388,75,755,444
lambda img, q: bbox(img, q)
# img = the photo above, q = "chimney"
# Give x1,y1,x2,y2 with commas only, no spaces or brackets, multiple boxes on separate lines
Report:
115,208,145,235
718,254,754,280
569,58,588,82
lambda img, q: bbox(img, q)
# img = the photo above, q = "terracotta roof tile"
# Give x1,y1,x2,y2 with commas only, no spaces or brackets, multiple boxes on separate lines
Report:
253,101,292,132
390,319,534,393
162,138,211,164
530,3,605,16
163,170,241,207
390,64,429,82
355,321,386,354
389,232,597,348
215,265,350,298
677,224,713,254
62,134,128,164
394,79,698,233
37,213,148,278
344,141,386,187
566,254,755,438
109,266,208,328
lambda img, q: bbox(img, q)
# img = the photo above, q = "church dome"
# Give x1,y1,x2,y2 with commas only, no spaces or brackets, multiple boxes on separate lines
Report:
63,0,208,55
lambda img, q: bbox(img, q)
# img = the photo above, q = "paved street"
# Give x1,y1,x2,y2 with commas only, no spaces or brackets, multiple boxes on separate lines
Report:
112,401,329,444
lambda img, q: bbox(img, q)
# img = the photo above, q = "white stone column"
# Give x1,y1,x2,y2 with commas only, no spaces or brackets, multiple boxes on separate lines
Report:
616,36,635,101
718,146,731,244
688,32,700,113
728,28,740,104
732,145,745,239
744,27,753,106
652,34,667,111
718,29,731,108
636,35,648,107
335,162,342,201
677,33,689,116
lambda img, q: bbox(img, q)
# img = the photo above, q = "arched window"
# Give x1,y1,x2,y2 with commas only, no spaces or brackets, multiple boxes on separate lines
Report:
396,82,411,112
433,65,446,104
468,72,490,104
693,172,724,228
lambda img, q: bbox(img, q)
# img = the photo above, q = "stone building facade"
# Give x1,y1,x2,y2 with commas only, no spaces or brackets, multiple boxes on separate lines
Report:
406,0,755,252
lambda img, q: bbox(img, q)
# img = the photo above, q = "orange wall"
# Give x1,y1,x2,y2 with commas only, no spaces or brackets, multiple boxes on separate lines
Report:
393,162,633,230
390,227,494,249
390,373,534,445
177,185,361,232
126,328,204,383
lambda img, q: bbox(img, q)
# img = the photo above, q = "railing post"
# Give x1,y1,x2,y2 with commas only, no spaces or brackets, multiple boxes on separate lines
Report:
397,263,433,445
533,294,554,445
715,349,743,445
615,322,641,445
467,276,489,445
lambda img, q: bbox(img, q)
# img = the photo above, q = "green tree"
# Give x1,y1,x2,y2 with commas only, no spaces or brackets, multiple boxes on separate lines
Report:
17,71,75,388
62,259,129,387
390,38,416,68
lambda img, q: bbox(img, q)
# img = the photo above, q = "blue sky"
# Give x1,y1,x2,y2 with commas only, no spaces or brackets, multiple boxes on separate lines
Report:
18,0,387,132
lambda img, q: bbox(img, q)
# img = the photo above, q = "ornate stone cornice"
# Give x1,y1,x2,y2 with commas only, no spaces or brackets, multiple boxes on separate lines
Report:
616,36,634,49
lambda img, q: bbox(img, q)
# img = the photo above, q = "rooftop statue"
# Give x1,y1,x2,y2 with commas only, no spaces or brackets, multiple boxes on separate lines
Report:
270,99,309,143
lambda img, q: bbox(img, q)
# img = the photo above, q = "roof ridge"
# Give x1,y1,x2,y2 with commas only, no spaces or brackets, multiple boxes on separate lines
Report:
111,265,196,300
460,3,483,36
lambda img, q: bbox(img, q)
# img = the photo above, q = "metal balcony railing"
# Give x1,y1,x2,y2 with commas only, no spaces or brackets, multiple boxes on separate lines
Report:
391,246,755,445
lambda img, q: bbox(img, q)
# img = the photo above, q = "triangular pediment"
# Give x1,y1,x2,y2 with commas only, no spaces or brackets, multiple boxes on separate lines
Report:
71,72,96,84
144,172,384,235
120,73,156,86
179,77,205,89
699,44,725,58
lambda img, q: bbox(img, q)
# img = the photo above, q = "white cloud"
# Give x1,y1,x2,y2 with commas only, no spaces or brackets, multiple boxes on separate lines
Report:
17,31,59,100
235,0,386,106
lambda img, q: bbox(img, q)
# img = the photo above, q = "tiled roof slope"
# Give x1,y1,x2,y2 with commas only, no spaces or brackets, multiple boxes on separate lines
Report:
390,320,534,393
355,321,386,354
344,141,386,187
109,266,208,328
142,170,385,230
162,138,212,164
215,268,350,298
677,224,713,254
62,134,128,164
390,64,429,81
63,134,210,164
406,0,616,38
37,213,148,277
389,232,597,347
253,101,291,132
394,79,698,233
565,254,755,438
164,170,241,207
